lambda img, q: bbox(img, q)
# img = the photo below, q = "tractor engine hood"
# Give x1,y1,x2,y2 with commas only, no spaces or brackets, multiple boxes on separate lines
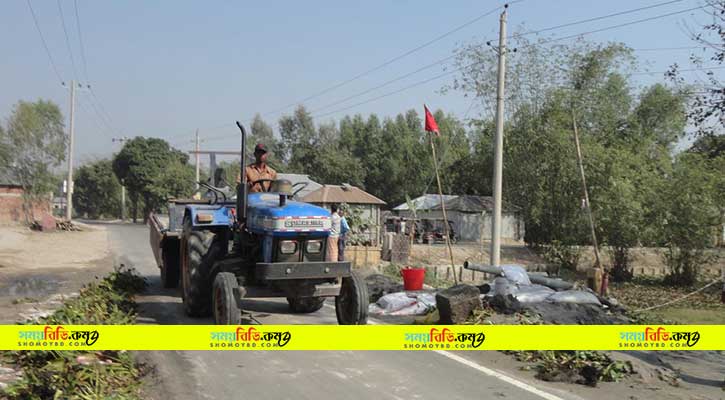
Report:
246,193,332,236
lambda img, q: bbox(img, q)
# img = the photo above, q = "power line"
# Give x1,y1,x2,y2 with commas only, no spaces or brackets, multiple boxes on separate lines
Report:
73,0,89,80
26,0,62,82
314,69,457,119
520,5,704,50
630,65,725,75
512,0,687,39
307,5,706,120
173,1,706,141
56,0,80,81
303,3,704,119
633,46,701,51
68,0,124,137
260,1,518,118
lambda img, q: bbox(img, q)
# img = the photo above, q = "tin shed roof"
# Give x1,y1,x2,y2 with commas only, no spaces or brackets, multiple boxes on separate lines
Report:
300,184,386,205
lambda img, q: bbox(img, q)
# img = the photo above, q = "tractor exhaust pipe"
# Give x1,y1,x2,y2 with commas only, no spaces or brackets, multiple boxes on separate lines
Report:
235,121,248,223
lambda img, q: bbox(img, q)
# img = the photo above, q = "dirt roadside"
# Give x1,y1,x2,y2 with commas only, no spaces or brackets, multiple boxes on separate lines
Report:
0,224,113,323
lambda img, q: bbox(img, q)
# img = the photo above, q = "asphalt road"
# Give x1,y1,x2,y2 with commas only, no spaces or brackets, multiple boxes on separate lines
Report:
105,222,584,400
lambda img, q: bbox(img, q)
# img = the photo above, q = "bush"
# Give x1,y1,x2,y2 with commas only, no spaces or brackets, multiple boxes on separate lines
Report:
662,246,711,287
609,246,633,282
541,241,581,272
2,266,148,400
508,350,634,386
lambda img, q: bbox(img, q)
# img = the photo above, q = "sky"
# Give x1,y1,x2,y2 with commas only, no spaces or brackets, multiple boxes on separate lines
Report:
0,0,719,165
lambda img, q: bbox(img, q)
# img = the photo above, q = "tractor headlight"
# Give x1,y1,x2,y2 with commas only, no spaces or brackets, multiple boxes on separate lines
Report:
280,240,297,254
306,240,322,254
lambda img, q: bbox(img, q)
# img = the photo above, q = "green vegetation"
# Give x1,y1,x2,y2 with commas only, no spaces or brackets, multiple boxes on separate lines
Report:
508,350,634,387
1,266,148,400
0,100,66,222
73,159,124,219
112,137,195,222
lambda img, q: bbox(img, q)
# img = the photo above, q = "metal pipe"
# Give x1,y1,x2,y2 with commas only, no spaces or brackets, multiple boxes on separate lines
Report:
463,261,574,290
235,121,248,223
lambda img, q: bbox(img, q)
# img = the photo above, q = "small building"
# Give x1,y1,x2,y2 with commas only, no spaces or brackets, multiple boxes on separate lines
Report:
0,171,50,224
392,194,524,242
392,194,457,215
276,173,322,200
300,184,386,245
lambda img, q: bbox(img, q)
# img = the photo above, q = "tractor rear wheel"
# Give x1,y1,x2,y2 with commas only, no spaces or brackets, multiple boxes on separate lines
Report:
181,217,220,317
335,271,369,325
213,272,242,325
287,297,325,313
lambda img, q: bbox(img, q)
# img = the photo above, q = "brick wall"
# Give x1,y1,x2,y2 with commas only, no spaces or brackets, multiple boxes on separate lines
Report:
0,186,50,225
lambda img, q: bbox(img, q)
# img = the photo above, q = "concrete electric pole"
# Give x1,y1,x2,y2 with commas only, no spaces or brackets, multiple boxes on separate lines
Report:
112,137,129,221
195,129,200,188
64,80,77,221
490,7,507,268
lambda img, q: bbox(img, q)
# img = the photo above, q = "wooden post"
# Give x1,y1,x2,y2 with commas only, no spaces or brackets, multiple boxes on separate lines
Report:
429,134,458,284
572,112,603,291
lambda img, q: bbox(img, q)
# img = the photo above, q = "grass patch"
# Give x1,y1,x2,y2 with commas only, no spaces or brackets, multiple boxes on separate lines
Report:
1,266,148,400
506,350,634,387
651,307,725,324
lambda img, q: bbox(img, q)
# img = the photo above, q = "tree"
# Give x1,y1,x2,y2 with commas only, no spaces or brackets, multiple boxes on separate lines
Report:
690,134,725,159
668,1,725,137
112,137,194,222
654,153,721,285
2,100,66,221
449,37,694,276
73,159,122,219
278,106,316,170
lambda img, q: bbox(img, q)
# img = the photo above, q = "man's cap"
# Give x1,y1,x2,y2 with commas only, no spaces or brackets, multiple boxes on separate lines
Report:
254,143,268,153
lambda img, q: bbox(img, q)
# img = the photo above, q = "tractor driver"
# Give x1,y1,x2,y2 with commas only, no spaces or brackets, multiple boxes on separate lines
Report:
237,143,277,192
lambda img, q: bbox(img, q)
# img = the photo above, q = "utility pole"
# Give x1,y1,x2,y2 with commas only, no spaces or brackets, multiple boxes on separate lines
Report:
112,137,129,221
195,129,200,188
490,6,507,268
121,182,126,221
64,80,77,221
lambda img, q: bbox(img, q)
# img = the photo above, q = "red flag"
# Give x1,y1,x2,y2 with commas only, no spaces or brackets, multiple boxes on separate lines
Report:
424,105,440,136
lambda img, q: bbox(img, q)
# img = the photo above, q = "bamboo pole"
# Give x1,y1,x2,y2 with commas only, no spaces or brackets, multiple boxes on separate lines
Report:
429,134,458,284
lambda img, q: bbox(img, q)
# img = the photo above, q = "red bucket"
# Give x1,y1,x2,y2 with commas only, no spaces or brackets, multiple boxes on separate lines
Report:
401,267,425,291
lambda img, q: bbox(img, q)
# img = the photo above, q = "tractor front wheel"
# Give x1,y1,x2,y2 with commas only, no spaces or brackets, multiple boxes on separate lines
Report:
335,271,369,325
287,297,325,313
213,272,242,325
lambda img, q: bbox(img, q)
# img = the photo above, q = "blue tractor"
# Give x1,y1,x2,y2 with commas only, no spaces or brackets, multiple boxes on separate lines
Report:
150,122,368,324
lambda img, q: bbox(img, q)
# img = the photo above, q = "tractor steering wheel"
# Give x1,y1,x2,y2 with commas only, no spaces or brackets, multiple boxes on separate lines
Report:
249,178,276,192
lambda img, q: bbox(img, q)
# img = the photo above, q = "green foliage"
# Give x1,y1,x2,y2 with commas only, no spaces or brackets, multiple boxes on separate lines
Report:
1,100,66,221
447,36,717,278
539,241,581,272
112,137,194,221
652,153,721,285
667,1,725,137
509,350,634,386
339,203,375,246
73,159,123,219
3,267,147,399
275,106,468,206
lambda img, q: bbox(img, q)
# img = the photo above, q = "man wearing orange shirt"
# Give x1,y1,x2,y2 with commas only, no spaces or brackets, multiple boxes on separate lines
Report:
237,143,277,192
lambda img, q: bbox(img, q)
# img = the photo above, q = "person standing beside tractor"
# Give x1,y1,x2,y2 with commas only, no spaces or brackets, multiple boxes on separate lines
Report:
339,209,350,261
237,143,277,192
327,204,341,262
